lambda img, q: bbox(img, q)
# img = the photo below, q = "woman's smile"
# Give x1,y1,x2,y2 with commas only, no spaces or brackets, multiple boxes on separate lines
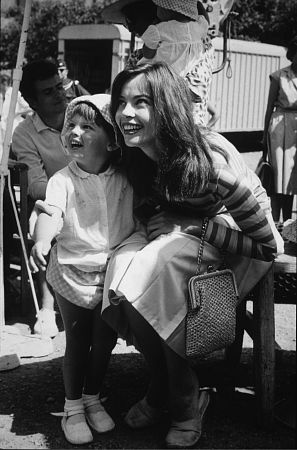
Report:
121,122,143,135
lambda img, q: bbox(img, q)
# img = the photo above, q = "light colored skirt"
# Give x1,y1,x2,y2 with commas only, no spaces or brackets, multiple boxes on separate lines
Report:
102,228,272,358
268,109,297,195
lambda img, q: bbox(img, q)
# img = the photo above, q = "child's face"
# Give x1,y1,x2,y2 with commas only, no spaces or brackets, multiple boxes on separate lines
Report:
65,113,110,173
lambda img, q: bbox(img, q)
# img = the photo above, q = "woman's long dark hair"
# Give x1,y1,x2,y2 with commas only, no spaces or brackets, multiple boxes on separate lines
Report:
111,62,224,201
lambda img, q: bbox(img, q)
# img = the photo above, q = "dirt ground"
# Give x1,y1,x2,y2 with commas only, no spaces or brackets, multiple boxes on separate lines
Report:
0,301,296,450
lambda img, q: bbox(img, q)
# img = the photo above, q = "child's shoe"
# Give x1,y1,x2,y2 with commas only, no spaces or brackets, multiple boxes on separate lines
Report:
83,393,115,433
62,398,93,445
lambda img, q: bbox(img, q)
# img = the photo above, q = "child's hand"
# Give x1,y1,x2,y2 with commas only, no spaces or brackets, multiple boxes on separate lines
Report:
29,241,51,273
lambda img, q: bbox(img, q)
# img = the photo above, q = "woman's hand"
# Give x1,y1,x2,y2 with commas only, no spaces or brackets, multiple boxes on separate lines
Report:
29,241,51,273
146,211,189,240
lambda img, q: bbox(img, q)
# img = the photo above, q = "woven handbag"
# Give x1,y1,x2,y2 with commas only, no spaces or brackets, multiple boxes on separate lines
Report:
186,218,239,358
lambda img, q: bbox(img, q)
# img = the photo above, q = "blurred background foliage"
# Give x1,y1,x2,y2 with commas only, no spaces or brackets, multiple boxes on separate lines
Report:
0,0,296,70
232,0,297,46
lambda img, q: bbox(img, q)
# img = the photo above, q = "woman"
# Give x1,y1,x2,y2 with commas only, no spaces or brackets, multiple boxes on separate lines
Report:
102,62,283,449
263,36,297,224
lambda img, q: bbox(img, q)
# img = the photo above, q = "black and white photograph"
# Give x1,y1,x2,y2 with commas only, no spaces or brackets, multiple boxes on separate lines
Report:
0,0,296,448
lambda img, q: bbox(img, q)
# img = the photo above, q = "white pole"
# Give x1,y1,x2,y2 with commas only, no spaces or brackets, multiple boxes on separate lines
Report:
0,0,33,368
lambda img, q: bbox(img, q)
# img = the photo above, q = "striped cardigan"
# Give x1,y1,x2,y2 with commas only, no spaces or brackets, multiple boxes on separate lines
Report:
164,133,277,261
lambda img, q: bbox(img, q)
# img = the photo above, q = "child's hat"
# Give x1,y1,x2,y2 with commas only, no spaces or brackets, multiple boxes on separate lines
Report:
152,0,199,21
64,94,113,126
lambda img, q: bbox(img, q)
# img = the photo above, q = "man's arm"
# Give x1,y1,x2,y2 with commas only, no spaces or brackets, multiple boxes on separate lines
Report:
263,76,279,144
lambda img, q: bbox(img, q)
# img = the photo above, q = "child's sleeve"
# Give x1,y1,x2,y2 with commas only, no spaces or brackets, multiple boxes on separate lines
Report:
45,172,68,216
141,24,161,50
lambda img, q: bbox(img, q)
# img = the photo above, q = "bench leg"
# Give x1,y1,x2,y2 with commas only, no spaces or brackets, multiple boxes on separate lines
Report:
253,264,275,428
221,300,247,392
225,299,247,366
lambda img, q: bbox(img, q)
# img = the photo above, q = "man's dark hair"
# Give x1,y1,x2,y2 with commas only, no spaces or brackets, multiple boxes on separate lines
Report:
20,59,58,102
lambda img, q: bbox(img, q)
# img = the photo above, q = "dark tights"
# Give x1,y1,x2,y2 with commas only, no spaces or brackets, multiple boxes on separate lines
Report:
120,301,199,421
56,293,117,400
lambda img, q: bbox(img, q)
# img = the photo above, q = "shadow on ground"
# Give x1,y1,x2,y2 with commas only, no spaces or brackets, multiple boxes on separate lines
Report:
0,333,296,450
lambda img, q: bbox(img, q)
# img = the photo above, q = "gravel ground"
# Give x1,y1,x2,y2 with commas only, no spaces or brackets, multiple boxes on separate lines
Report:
0,302,295,450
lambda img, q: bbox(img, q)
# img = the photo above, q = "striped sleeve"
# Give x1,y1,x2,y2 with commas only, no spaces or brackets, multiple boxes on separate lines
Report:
205,166,277,261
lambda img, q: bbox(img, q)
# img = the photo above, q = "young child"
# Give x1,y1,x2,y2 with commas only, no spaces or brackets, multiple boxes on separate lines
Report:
138,0,209,78
29,94,135,445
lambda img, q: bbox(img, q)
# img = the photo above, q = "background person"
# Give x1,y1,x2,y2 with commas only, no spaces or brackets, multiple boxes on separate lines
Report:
121,0,218,127
0,72,31,158
101,62,283,449
263,36,297,225
138,0,208,78
29,94,135,445
12,59,71,337
137,0,216,126
121,0,158,69
0,73,11,120
57,59,90,103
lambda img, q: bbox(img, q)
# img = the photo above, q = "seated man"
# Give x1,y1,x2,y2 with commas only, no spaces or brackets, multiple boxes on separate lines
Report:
12,59,71,337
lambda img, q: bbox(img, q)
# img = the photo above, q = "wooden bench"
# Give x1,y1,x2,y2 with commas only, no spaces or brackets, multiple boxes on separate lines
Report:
226,243,296,428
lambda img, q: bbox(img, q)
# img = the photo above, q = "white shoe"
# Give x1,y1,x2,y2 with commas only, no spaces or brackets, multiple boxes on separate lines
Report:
84,397,115,433
33,308,59,338
61,412,93,445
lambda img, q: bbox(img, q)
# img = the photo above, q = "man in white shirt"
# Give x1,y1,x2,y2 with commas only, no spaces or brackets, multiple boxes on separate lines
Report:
0,73,31,159
12,59,71,337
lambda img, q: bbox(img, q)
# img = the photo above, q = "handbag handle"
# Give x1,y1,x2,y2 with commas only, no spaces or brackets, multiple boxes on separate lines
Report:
196,217,209,275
